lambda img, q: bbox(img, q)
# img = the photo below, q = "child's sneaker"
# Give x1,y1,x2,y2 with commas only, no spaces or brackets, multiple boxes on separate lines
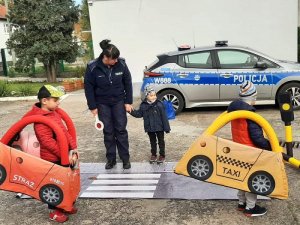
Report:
149,155,157,163
49,210,69,223
157,155,165,164
237,203,246,211
244,205,267,217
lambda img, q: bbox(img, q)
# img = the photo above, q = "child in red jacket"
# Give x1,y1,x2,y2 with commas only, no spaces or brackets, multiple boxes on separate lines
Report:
227,81,270,217
24,85,77,223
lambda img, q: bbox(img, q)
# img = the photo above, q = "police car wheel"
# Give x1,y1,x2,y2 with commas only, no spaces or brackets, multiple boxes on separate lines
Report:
157,90,184,114
187,155,213,181
39,184,64,206
0,165,7,185
278,82,300,109
248,171,275,196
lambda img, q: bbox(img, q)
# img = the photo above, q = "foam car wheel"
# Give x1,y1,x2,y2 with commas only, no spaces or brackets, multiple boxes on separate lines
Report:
0,165,7,185
187,155,213,181
248,171,275,196
157,90,184,114
277,82,300,110
39,184,63,206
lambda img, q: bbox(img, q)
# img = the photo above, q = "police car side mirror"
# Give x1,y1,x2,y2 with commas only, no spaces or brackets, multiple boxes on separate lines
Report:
255,61,268,70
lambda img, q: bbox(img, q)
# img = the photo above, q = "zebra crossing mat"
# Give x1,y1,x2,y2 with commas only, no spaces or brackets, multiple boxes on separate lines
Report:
80,162,268,200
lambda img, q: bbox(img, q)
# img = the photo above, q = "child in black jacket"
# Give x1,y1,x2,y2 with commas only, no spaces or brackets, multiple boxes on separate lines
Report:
130,88,170,163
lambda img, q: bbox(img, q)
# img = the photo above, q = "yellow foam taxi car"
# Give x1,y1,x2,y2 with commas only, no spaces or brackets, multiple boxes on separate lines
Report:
175,110,289,199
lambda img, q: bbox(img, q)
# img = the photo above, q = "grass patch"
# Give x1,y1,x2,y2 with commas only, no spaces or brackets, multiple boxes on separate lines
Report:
0,80,10,97
0,82,62,97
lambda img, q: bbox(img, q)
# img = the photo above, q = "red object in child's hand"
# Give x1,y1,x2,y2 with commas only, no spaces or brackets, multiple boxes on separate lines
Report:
95,116,104,131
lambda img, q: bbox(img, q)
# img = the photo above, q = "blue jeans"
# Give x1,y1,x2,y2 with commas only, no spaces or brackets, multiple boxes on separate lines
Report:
98,101,130,161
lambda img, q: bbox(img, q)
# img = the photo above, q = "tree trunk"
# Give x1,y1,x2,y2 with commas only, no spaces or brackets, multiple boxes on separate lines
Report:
44,63,51,82
44,61,57,82
50,62,57,82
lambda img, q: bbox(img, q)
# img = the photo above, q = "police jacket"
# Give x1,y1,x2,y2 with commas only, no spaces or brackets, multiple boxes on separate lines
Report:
84,57,133,109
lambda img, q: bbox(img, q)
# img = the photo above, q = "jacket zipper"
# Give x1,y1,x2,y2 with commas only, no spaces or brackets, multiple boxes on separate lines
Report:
108,68,112,85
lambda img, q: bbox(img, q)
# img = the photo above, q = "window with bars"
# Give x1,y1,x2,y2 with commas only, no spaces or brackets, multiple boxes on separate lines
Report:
3,23,10,34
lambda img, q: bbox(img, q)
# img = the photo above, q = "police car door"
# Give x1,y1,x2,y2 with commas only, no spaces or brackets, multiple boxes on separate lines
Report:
176,51,219,102
216,50,273,100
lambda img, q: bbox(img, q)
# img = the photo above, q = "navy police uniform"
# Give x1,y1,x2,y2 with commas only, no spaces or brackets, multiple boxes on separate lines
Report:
84,57,133,162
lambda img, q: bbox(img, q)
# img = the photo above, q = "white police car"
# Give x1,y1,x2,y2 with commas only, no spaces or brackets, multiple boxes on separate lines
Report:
141,41,300,114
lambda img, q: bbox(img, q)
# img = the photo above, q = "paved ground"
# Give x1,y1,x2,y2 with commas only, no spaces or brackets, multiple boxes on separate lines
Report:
0,90,300,225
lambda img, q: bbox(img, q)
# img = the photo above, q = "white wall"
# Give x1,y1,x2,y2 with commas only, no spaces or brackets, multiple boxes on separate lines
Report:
89,0,298,84
0,20,11,62
298,0,300,26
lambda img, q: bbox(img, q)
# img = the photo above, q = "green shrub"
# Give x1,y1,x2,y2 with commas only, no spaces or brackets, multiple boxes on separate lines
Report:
18,85,35,96
75,66,86,78
8,67,16,78
0,80,10,97
35,66,45,73
64,65,77,72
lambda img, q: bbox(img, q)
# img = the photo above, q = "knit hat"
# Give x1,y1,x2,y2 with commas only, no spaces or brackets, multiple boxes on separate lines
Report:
37,85,64,100
239,81,257,100
144,86,156,97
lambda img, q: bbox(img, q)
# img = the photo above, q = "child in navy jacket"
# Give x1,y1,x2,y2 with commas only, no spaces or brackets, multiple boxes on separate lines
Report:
130,88,170,163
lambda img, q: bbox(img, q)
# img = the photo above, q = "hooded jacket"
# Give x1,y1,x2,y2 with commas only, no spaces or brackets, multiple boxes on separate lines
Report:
130,100,171,133
227,99,271,150
23,103,77,162
84,57,133,110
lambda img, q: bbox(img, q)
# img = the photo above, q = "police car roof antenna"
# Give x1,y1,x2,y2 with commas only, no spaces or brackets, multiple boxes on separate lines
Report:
172,38,178,49
193,31,196,48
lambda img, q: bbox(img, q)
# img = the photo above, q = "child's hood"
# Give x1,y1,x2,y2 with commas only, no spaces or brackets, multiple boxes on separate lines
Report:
23,103,54,118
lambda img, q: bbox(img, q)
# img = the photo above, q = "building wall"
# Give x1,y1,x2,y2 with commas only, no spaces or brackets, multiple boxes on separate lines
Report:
88,0,298,86
0,20,11,62
298,0,300,26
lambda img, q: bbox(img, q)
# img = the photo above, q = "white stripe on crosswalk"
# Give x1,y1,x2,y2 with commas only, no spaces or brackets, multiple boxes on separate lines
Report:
91,179,159,185
81,173,162,198
87,186,157,191
80,192,155,198
96,174,161,179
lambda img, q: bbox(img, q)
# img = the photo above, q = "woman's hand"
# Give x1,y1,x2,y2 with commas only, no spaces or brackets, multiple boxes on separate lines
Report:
91,108,98,116
125,104,133,113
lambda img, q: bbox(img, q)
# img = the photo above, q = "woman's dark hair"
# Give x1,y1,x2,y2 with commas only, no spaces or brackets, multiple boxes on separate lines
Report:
99,39,120,59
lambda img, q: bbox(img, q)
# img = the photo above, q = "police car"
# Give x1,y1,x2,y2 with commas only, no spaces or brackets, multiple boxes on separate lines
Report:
141,41,300,113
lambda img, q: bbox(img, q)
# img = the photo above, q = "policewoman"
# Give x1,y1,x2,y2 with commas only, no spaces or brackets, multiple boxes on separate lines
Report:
84,39,133,170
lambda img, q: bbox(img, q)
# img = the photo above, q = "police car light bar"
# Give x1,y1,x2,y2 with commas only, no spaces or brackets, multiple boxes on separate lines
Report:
144,71,163,78
178,45,191,51
215,41,228,47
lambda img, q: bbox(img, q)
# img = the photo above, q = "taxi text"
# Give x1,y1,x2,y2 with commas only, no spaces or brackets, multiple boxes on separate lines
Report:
223,167,241,177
